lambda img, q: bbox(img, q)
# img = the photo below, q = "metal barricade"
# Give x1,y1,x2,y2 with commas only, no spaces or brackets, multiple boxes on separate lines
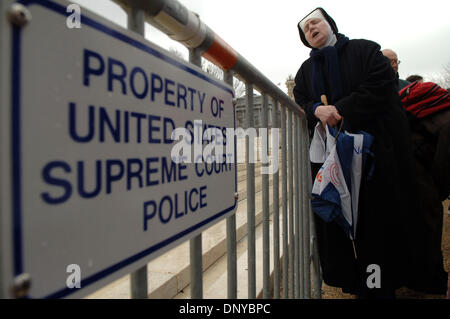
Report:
104,0,321,299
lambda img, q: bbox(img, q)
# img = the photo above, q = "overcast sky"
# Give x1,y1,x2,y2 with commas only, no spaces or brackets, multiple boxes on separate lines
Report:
73,0,450,92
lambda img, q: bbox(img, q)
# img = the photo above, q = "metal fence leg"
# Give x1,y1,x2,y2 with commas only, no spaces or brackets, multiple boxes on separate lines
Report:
302,120,311,299
190,235,203,299
310,202,322,299
261,94,270,298
246,83,256,299
127,7,145,35
130,267,148,299
224,70,237,299
189,47,203,299
303,119,322,299
226,215,237,299
294,116,300,299
127,6,148,300
281,107,288,299
288,111,294,299
300,119,312,299
272,100,280,299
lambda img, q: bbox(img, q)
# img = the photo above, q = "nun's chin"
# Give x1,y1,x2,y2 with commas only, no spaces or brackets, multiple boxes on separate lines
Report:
310,38,327,49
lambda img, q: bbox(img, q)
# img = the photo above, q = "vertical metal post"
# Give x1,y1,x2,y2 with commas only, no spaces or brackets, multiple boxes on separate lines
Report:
301,119,311,299
293,115,299,299
303,119,322,299
288,111,295,299
298,116,305,299
281,106,288,299
294,115,302,299
301,119,307,298
246,83,256,299
130,268,148,299
128,6,148,300
272,100,280,299
224,70,237,299
261,94,270,298
308,116,323,300
310,200,322,299
303,119,321,298
190,235,203,299
127,7,145,35
189,47,203,299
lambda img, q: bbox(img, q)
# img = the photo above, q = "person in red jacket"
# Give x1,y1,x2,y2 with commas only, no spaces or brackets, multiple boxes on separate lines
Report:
399,81,450,295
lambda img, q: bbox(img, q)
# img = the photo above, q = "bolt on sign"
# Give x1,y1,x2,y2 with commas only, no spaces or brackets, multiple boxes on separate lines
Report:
0,0,236,298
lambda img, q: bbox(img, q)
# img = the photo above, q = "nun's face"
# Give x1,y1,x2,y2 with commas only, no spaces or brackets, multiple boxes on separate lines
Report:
304,18,328,48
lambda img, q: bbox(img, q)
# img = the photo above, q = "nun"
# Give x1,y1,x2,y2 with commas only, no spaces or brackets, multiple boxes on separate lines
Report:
293,8,446,298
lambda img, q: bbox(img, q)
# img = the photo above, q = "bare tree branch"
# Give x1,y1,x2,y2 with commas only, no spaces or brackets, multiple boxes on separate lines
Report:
427,62,450,89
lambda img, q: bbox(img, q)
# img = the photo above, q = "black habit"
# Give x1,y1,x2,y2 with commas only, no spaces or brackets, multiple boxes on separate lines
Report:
294,35,446,296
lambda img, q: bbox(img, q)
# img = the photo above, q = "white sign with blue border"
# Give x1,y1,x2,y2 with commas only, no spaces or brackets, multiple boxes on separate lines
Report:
0,0,236,298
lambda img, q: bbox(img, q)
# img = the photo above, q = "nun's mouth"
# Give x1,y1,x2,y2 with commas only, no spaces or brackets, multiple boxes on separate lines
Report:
312,31,320,38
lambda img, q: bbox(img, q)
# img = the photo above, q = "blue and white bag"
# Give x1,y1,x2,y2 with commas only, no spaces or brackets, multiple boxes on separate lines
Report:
310,123,374,240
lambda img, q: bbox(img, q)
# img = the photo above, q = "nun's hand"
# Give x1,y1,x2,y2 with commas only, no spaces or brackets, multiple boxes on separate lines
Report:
314,105,342,127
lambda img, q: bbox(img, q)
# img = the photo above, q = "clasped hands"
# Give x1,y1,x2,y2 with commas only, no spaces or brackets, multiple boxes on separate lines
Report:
314,104,342,128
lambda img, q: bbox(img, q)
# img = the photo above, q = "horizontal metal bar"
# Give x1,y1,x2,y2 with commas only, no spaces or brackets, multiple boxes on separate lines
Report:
111,0,303,117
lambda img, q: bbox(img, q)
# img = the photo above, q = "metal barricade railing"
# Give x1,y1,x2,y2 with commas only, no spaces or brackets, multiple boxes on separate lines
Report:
112,0,322,299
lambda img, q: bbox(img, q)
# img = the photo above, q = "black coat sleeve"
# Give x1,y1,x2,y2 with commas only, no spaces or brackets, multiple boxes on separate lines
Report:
334,40,398,128
432,121,450,200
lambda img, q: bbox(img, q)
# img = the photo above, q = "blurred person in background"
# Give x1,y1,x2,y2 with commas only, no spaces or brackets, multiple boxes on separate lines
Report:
382,49,410,90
